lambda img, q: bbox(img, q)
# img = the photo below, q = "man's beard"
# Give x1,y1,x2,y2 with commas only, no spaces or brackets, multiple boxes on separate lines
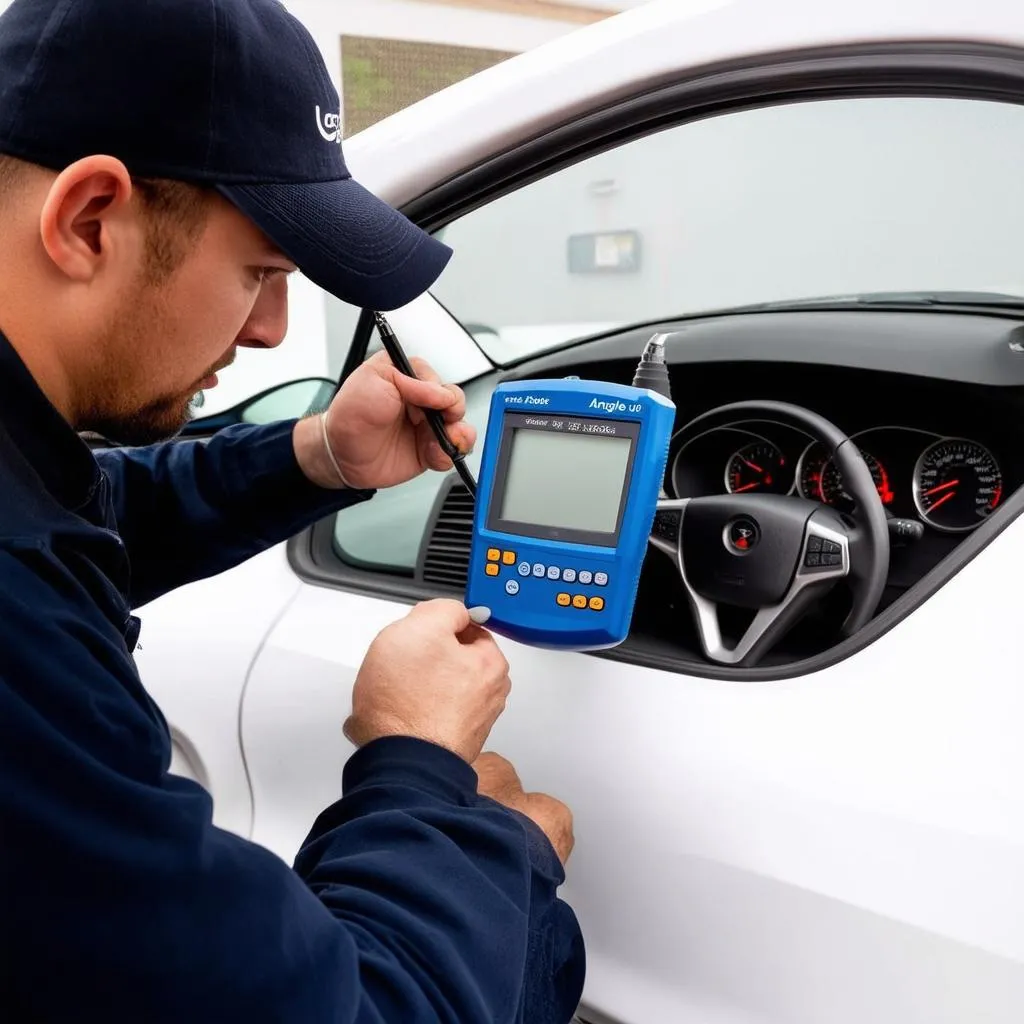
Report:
79,388,202,447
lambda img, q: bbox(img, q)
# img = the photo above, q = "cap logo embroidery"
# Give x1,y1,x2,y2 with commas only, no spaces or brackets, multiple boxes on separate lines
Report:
316,105,342,144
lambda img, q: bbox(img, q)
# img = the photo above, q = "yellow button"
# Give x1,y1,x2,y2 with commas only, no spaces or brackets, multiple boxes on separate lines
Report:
486,548,500,562
589,596,605,611
485,563,499,576
572,594,587,609
557,593,571,607
502,550,516,565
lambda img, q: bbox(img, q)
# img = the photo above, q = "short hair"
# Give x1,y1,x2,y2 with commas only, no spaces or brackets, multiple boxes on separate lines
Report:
129,175,212,283
0,153,211,283
0,152,25,205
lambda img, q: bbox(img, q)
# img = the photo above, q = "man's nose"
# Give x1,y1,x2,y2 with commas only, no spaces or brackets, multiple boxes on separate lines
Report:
237,273,289,350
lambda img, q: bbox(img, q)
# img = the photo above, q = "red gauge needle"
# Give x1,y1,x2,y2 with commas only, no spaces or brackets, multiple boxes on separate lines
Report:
924,479,958,497
742,458,764,473
733,482,759,493
928,490,956,512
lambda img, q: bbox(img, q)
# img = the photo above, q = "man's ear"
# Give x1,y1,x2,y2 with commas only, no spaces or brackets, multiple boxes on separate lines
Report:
38,156,135,283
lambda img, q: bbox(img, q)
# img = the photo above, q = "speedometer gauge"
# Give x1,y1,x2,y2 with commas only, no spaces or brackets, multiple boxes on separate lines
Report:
725,441,789,494
913,438,1002,532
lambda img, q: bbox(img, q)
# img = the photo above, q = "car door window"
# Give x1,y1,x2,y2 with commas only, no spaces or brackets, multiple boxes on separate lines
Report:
430,95,1024,363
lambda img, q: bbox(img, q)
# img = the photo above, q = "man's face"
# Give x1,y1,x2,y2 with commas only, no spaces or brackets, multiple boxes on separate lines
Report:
80,194,296,446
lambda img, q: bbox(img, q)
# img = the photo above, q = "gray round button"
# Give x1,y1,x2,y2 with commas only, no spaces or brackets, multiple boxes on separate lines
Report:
517,562,530,577
546,565,560,580
532,563,546,577
505,579,520,595
594,571,608,586
578,570,593,585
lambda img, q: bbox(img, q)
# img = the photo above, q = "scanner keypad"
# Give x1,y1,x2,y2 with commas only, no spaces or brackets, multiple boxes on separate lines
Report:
484,550,609,611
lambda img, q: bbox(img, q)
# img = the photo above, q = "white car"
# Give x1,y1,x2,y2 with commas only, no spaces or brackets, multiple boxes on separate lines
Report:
132,1,1024,1021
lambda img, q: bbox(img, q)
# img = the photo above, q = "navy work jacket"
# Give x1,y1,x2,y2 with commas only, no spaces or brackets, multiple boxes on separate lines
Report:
0,332,585,1022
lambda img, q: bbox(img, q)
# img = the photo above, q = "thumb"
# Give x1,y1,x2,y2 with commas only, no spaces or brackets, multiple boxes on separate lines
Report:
408,597,473,636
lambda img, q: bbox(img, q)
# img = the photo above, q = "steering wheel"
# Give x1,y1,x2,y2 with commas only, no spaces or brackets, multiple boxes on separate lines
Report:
649,401,890,667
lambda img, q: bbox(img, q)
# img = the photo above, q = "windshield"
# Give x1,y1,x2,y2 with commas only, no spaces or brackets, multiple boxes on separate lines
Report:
429,96,1024,364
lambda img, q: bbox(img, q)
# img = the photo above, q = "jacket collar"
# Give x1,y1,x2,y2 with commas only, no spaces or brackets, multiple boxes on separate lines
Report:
0,329,101,512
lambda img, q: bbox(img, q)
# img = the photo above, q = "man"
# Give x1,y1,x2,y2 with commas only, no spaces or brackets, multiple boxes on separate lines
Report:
0,0,584,1021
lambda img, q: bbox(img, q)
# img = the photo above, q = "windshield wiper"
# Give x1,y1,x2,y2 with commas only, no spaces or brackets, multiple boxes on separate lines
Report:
722,290,1024,313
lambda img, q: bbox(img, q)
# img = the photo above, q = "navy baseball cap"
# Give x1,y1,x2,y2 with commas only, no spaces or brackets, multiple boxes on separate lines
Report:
0,0,452,310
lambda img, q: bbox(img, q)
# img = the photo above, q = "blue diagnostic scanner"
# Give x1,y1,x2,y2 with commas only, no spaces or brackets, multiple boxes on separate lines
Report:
465,370,675,650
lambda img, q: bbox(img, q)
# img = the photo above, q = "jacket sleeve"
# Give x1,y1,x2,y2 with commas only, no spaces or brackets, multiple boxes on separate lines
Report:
1,547,586,1023
92,418,375,607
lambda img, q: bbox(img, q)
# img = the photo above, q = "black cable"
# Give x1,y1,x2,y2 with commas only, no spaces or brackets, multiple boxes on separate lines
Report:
373,312,478,497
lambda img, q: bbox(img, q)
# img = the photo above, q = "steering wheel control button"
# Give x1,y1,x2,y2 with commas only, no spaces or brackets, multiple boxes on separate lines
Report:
588,596,605,611
532,563,545,577
505,580,520,596
556,592,571,607
821,539,843,566
485,563,500,576
594,572,608,586
502,550,516,565
804,534,844,570
724,516,760,555
652,508,682,541
561,568,577,583
547,565,561,580
578,570,593,585
517,561,531,577
572,594,588,609
487,548,500,562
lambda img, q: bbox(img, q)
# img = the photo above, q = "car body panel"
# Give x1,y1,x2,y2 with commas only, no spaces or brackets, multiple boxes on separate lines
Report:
134,546,302,839
239,509,1024,1023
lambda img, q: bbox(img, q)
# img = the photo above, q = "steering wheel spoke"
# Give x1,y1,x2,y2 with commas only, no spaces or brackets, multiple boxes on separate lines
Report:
650,497,852,666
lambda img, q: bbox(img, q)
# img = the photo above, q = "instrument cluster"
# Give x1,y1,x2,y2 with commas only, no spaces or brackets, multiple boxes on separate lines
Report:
671,421,1005,533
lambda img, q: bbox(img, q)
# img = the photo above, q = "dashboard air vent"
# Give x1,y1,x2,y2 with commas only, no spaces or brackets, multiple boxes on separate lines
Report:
417,478,474,590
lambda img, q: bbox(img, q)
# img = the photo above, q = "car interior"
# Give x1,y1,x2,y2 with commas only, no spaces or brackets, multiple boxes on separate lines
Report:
416,302,1024,674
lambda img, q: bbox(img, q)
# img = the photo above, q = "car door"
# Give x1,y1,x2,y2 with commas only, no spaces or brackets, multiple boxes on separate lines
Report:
236,12,1024,1024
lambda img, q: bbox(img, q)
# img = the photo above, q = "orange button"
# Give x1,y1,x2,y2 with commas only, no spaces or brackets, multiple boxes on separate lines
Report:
502,550,516,565
572,594,587,609
556,593,571,607
485,563,499,576
486,548,500,562
589,596,605,611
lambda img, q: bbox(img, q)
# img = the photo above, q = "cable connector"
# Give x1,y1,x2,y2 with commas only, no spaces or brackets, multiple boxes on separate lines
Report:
631,332,672,402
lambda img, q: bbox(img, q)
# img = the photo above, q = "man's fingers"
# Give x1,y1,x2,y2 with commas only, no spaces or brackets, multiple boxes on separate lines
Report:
387,360,465,416
407,597,473,636
421,420,477,471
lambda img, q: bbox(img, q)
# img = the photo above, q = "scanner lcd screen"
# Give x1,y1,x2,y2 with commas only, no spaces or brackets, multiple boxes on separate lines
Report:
498,427,632,535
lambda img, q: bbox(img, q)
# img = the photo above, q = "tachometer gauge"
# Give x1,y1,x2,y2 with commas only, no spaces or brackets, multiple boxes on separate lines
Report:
820,451,894,507
725,441,789,494
913,438,1002,532
797,444,828,501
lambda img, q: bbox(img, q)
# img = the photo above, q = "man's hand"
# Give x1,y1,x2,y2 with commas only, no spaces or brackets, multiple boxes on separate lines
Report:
294,350,475,491
344,599,511,764
473,752,575,866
